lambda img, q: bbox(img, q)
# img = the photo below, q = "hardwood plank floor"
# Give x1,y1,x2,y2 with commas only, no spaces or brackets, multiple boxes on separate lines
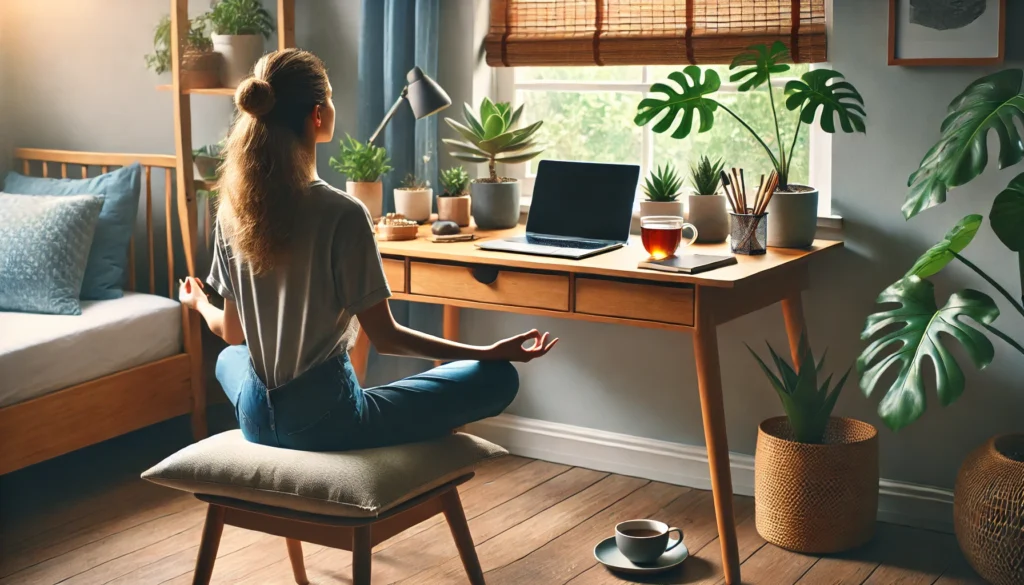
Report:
0,417,983,585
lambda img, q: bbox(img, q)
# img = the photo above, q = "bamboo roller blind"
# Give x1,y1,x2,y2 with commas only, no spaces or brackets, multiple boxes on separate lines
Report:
486,0,827,67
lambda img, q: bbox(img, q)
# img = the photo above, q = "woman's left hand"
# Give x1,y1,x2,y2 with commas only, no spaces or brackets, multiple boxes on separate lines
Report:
178,277,209,310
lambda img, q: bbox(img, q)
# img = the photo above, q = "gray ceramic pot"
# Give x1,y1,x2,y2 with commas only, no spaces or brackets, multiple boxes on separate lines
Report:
471,180,520,230
687,194,729,243
766,187,819,248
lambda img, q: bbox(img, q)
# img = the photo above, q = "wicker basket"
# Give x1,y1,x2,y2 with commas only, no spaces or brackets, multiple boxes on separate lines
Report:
954,434,1024,585
754,416,879,553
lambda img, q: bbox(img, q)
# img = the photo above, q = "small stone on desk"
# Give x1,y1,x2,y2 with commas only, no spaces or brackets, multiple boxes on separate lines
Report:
432,220,461,236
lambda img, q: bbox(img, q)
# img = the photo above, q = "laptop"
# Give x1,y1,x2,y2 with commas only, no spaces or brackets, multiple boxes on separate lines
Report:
478,160,640,260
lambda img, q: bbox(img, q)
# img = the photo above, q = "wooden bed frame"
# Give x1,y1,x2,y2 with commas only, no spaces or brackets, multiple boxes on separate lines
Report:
0,148,207,475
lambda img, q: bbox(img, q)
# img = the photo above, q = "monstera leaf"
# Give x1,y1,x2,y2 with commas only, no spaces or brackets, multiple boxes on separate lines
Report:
904,69,1024,220
990,172,1024,252
634,66,721,140
858,277,999,431
784,70,866,134
729,41,791,92
905,214,982,279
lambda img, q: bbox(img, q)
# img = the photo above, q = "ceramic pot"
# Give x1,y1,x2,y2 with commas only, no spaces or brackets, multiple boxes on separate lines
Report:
393,187,433,223
212,34,264,87
181,51,220,90
640,200,685,218
954,434,1024,585
766,187,818,248
686,194,729,243
755,416,878,553
471,181,520,230
438,195,471,227
346,180,383,219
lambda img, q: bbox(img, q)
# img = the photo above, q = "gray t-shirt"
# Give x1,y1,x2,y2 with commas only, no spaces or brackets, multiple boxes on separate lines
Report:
207,180,391,388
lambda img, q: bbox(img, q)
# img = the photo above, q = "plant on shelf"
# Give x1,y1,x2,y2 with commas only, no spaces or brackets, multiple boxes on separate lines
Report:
639,163,685,219
747,338,877,554
438,166,472,227
443,98,544,229
329,134,392,218
193,140,225,181
634,41,867,247
145,14,216,83
394,173,432,223
208,0,275,87
686,155,729,243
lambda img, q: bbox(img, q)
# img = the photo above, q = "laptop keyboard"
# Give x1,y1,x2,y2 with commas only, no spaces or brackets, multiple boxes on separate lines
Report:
524,235,608,250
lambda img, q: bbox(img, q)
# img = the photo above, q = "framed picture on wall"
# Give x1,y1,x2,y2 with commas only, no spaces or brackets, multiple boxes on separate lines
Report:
888,0,1005,66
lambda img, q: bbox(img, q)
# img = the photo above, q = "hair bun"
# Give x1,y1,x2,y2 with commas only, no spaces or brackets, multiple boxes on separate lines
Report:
236,77,276,117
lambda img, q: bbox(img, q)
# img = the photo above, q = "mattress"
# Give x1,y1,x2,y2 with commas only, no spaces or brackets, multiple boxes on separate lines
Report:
0,292,182,408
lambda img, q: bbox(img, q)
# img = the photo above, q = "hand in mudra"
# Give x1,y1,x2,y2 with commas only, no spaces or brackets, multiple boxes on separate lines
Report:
486,329,559,363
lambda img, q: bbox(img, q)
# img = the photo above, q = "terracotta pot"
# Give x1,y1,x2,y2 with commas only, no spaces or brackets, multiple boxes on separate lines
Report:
755,417,878,553
955,434,1024,585
346,181,383,219
393,187,433,223
438,194,471,227
181,51,220,90
639,200,684,218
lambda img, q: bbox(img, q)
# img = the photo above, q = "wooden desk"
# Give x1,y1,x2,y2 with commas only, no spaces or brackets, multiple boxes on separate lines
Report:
352,225,843,585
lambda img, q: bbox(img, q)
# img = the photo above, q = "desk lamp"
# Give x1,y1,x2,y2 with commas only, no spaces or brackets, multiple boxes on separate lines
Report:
368,66,451,144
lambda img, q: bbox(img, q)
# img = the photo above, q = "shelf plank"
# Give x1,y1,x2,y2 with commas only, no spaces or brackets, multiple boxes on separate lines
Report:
157,85,236,96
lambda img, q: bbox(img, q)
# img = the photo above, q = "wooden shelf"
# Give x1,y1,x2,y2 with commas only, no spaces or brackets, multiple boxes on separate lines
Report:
157,84,236,96
195,179,218,191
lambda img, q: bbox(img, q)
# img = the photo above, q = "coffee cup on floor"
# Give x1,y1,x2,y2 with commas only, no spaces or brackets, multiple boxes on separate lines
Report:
614,519,683,564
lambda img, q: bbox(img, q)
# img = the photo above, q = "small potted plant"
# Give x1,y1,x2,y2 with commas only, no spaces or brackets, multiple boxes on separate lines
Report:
640,163,684,218
146,14,220,89
193,140,225,181
444,98,544,229
208,0,274,87
329,134,392,219
686,155,728,243
438,166,471,227
748,338,877,554
393,173,433,223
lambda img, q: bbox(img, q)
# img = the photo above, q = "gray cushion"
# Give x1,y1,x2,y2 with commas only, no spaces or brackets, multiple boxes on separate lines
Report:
142,431,506,518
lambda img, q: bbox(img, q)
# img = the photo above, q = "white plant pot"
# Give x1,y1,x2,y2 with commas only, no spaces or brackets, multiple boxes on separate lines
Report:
640,200,685,218
212,34,264,87
766,187,819,248
346,181,383,219
687,194,729,243
394,187,433,223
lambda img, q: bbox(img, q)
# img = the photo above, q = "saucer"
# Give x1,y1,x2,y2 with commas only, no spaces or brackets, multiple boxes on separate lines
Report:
593,536,689,575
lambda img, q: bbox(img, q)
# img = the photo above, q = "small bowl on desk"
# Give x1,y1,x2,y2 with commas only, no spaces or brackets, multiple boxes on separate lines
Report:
376,213,419,241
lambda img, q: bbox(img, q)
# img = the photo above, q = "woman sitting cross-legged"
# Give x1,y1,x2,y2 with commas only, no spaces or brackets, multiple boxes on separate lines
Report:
178,49,557,452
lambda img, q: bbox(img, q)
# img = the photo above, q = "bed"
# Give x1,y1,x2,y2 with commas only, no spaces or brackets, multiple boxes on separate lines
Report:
0,148,206,475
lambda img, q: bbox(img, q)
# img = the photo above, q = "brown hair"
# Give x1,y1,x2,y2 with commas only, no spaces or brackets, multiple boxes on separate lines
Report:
218,49,329,274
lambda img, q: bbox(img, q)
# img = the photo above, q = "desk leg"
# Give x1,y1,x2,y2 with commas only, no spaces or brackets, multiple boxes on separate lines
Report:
781,290,807,370
435,305,460,368
351,329,371,385
693,308,741,584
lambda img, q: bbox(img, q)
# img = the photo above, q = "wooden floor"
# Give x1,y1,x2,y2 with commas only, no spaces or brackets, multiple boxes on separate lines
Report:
0,418,982,585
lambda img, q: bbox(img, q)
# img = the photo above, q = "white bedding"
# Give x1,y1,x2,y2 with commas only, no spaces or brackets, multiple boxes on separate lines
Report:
0,292,182,408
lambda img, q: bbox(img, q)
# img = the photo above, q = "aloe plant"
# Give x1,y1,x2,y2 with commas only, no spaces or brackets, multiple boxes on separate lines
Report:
634,42,866,190
439,166,470,197
858,69,1024,431
329,134,392,183
690,155,724,196
443,98,544,182
642,164,684,202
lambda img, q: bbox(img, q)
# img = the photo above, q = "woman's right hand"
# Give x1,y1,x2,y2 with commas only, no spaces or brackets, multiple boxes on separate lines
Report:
485,329,559,363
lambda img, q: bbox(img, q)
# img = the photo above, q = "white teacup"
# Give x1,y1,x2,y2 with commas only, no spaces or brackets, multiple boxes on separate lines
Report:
614,519,683,564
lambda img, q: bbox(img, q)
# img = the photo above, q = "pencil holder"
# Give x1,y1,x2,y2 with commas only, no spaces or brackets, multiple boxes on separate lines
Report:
730,212,768,255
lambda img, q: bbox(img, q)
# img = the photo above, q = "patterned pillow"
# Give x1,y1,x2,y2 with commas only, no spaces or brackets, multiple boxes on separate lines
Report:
0,193,104,315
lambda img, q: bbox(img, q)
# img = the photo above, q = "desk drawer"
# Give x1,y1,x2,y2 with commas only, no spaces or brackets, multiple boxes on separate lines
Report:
382,258,406,293
410,261,569,311
575,277,694,326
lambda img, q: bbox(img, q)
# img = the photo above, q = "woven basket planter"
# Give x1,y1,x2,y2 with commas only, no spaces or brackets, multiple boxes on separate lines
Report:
954,434,1024,585
755,416,879,553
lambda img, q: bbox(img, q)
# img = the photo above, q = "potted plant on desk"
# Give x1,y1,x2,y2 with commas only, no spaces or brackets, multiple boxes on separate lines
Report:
640,163,685,218
329,134,392,219
145,13,220,90
443,98,544,229
393,173,433,223
687,155,728,242
208,0,274,87
438,166,471,227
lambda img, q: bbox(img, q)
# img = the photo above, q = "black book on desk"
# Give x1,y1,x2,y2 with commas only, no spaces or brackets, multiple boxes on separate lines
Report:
638,254,738,274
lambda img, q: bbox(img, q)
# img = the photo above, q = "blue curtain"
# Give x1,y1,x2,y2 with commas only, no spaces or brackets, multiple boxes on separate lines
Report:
358,0,442,384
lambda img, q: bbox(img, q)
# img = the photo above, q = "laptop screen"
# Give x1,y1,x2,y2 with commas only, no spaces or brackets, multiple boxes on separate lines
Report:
526,160,640,242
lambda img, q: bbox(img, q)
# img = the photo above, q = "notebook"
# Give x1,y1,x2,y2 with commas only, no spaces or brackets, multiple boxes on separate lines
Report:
638,254,738,274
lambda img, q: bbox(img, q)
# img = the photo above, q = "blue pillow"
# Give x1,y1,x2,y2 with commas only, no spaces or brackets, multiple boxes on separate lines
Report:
3,164,141,300
0,193,104,315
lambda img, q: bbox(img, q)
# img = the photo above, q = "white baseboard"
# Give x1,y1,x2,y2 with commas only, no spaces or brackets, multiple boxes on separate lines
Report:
466,414,955,533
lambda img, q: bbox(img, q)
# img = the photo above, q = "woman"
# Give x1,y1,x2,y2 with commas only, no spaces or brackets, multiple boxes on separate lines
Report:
179,49,557,452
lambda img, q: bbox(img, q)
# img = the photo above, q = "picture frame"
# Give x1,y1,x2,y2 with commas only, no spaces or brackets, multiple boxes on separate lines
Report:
888,0,1005,66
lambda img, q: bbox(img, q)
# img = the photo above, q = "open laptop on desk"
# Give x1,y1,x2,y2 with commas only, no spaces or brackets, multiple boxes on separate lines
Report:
478,160,639,260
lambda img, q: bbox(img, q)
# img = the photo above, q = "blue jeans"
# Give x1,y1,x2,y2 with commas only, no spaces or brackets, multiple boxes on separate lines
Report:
215,346,519,451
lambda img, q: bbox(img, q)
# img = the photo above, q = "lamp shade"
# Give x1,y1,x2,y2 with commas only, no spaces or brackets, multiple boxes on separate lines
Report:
406,66,451,119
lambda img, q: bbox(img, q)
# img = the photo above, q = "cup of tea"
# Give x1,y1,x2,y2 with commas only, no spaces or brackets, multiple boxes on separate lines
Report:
614,519,684,564
641,216,698,259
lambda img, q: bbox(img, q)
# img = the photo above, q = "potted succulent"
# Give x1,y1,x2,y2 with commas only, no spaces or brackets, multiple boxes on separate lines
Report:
640,164,685,218
858,68,1024,585
145,14,220,90
687,155,728,243
635,41,866,247
329,134,392,219
208,0,274,87
749,339,877,554
393,173,433,223
443,98,544,230
438,166,471,227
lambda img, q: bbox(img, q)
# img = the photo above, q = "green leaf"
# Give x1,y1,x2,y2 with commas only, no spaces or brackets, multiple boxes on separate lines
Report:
496,102,512,127
462,102,485,137
445,118,483,143
451,152,489,163
635,66,721,139
729,42,791,92
508,104,524,128
441,138,489,158
495,150,544,164
990,171,1024,252
784,69,866,134
479,97,499,127
857,276,999,431
904,69,1024,220
482,114,506,140
906,215,983,279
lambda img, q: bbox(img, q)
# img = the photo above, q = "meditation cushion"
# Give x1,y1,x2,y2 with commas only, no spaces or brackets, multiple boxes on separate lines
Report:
142,430,506,518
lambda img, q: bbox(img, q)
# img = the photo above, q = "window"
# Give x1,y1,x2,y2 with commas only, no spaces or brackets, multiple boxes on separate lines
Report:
496,64,833,216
